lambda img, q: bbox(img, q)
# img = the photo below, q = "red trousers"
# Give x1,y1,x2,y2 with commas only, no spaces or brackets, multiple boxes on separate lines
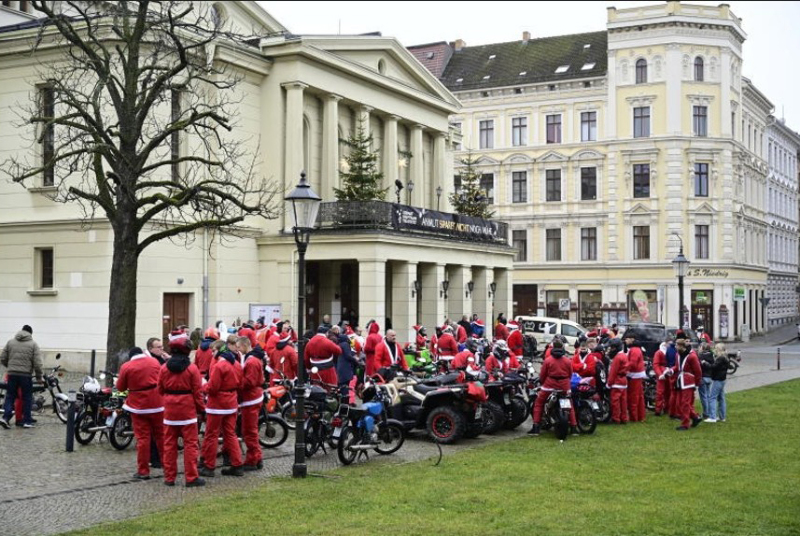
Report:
241,404,262,467
655,379,673,415
627,378,645,422
532,391,576,426
132,412,164,476
669,380,681,417
611,388,628,423
678,388,698,428
202,413,242,469
163,423,199,484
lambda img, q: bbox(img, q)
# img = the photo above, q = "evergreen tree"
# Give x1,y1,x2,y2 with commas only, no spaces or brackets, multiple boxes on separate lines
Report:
334,116,388,201
450,150,494,218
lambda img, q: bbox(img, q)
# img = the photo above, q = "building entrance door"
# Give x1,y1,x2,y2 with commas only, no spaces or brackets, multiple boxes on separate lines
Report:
162,293,191,342
691,290,714,339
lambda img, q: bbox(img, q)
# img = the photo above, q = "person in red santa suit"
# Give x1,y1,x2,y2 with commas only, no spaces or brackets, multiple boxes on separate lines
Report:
269,330,298,384
235,336,265,471
304,326,342,386
674,339,703,431
452,338,479,371
194,327,218,379
117,346,165,480
199,348,243,477
374,330,408,373
454,322,467,344
437,325,459,363
483,341,505,380
605,338,629,424
265,322,289,359
507,321,523,357
237,322,258,348
158,341,206,487
528,339,577,436
572,339,597,381
652,341,675,417
624,331,647,422
414,325,429,352
494,313,510,341
363,321,382,377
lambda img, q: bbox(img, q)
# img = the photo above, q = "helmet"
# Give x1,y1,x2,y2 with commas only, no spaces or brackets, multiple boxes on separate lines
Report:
607,338,623,354
465,338,478,352
493,340,509,359
204,327,219,340
82,376,101,394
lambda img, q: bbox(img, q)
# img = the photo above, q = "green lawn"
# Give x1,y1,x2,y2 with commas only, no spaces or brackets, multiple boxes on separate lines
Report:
75,381,800,536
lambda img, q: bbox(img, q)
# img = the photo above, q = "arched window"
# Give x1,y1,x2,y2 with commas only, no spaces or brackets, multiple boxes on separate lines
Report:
694,57,704,81
635,59,647,84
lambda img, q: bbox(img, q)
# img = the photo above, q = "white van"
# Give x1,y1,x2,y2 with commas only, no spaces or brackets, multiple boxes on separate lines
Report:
514,316,587,348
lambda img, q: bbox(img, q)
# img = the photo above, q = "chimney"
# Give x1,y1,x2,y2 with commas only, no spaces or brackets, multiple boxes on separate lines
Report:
522,31,531,43
454,39,466,51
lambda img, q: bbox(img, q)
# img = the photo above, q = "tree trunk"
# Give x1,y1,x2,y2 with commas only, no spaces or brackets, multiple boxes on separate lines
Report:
105,225,139,373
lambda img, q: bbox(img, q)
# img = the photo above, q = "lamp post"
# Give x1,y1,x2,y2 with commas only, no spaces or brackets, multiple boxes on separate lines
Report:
407,179,414,205
285,171,321,479
672,234,690,330
395,179,404,204
436,186,443,211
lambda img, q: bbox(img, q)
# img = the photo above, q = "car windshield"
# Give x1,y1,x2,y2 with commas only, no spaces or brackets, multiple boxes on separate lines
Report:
667,328,700,342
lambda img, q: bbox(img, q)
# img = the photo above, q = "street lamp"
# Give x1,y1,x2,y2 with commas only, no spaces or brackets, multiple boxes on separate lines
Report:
407,179,414,205
285,171,321,479
672,234,690,330
394,179,404,204
436,186,443,211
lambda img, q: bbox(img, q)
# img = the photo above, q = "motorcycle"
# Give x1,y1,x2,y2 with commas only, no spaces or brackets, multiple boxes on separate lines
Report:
303,367,346,457
0,353,70,423
570,375,599,435
258,385,290,449
267,360,297,429
644,359,657,412
532,387,573,440
727,351,742,375
74,370,133,450
336,378,405,465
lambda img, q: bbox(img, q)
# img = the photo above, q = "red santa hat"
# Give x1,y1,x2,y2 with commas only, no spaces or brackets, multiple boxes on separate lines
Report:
586,330,598,338
168,330,190,351
271,317,280,327
345,325,355,336
600,328,609,337
471,319,485,327
507,320,519,331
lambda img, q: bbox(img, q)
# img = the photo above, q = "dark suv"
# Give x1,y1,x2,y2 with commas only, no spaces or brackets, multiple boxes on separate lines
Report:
618,322,667,358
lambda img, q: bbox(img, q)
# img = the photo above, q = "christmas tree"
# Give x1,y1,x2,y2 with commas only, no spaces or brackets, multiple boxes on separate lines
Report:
334,115,388,201
450,149,494,218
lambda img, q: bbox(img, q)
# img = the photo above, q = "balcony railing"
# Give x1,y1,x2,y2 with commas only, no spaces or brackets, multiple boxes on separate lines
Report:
316,201,509,246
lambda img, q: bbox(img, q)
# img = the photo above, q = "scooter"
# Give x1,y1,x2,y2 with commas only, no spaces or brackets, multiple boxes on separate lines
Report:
0,353,70,423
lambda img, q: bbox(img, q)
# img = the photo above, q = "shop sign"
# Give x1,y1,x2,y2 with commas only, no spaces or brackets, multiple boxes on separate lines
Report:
694,291,708,304
559,298,571,312
687,268,729,278
392,205,502,241
733,288,745,301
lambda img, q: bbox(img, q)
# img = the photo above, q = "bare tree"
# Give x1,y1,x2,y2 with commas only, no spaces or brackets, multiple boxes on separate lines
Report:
3,1,280,370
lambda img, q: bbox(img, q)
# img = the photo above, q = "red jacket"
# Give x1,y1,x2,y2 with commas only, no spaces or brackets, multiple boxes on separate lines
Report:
437,333,458,357
494,323,509,341
194,346,214,378
238,327,257,348
304,334,342,371
158,362,205,425
502,354,521,374
375,339,408,370
364,323,382,376
572,350,597,378
117,354,164,414
452,350,475,370
240,353,265,408
653,347,672,379
456,325,467,344
674,350,702,390
507,330,523,356
539,350,572,391
484,354,503,378
415,334,428,350
627,346,646,379
206,357,242,415
607,352,629,389
269,344,298,383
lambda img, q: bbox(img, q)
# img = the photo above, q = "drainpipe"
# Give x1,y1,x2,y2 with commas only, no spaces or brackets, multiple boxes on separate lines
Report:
203,228,209,329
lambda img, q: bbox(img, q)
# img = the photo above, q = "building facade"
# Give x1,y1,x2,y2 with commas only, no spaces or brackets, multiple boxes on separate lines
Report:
412,1,792,340
0,1,513,368
765,117,800,327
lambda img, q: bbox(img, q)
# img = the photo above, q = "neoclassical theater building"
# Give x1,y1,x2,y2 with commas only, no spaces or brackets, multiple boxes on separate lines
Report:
0,1,514,367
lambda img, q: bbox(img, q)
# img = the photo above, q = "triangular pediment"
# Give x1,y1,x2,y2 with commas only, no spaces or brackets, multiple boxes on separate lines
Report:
689,201,717,214
475,156,501,166
625,202,653,215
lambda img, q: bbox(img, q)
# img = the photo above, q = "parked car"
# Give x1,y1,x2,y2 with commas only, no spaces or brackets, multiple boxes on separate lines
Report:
617,322,666,358
515,316,587,348
666,327,701,348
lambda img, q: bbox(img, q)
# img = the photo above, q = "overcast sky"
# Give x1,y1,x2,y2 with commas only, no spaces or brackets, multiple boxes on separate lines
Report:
261,1,800,132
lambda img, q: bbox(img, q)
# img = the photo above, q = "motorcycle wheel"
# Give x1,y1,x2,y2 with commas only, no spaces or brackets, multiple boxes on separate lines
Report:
554,408,570,440
464,414,486,439
259,413,289,448
337,426,358,466
281,402,298,430
727,360,739,375
75,411,97,445
482,401,505,434
374,422,405,455
109,412,134,450
599,397,612,423
503,397,529,430
645,383,656,412
576,401,597,435
426,406,465,444
53,397,69,424
305,419,321,457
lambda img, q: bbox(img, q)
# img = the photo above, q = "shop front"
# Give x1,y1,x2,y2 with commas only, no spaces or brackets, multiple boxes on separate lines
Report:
691,289,715,339
578,290,603,329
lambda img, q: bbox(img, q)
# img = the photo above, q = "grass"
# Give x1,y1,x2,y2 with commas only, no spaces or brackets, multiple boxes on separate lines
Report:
73,380,800,536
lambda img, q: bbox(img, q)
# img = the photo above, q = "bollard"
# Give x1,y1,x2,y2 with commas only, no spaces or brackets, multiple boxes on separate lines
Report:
65,389,76,452
777,347,781,371
90,349,96,378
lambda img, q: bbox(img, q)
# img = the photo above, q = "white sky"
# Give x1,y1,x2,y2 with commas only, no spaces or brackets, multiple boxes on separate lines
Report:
261,1,800,132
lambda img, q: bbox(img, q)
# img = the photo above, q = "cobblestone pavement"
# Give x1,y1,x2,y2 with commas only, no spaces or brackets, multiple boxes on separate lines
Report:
2,355,799,535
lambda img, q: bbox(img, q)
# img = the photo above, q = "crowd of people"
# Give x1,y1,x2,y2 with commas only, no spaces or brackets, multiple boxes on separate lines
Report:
0,312,731,487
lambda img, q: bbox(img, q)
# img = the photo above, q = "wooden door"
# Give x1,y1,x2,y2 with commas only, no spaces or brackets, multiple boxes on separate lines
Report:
513,284,538,318
162,293,191,342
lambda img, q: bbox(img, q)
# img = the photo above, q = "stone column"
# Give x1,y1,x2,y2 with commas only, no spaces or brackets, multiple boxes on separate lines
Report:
433,132,447,210
448,265,472,323
359,105,372,135
391,260,418,344
359,260,387,330
410,124,424,207
472,266,490,326
420,263,445,333
494,268,513,322
721,48,732,138
282,81,307,189
321,93,342,201
383,115,400,197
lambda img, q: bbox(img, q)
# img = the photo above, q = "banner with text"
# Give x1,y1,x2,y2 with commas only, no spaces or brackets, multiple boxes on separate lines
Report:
391,204,502,241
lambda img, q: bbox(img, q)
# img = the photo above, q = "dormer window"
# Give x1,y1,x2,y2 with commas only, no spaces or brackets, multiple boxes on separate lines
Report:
426,52,435,60
456,78,464,83
483,75,491,80
519,71,527,76
584,44,591,49
489,54,496,60
581,63,596,71
555,65,570,74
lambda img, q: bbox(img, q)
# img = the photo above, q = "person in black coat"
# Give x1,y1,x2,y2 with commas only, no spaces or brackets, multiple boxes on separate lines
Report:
333,326,357,402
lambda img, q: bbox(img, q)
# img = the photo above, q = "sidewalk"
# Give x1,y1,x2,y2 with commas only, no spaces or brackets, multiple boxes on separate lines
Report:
725,322,798,351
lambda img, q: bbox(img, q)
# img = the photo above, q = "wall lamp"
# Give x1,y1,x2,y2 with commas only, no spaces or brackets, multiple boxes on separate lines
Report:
489,281,497,298
466,280,474,298
411,279,422,298
440,279,450,299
